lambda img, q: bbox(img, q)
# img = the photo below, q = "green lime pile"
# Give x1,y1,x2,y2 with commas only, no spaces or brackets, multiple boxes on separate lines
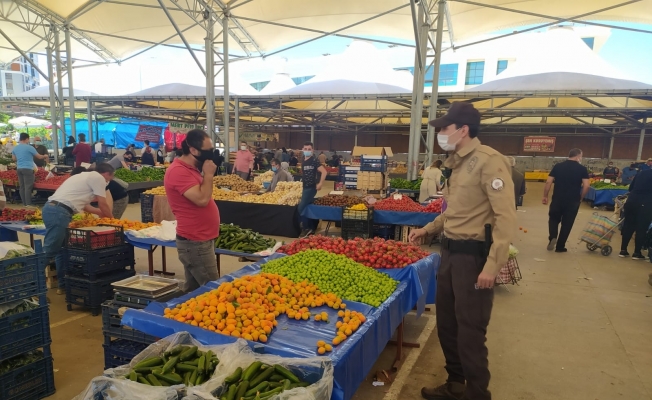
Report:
261,250,398,307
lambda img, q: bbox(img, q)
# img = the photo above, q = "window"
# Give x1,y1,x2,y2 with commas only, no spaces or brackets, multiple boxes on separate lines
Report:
250,81,269,91
438,64,458,86
291,75,315,85
496,60,509,75
581,37,594,50
465,61,485,85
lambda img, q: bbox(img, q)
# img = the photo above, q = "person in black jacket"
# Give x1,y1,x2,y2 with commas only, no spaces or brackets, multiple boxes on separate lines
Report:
620,169,652,259
212,149,224,175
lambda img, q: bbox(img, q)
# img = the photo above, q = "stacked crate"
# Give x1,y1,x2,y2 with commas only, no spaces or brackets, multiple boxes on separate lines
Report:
341,207,374,240
0,246,55,400
360,155,388,194
64,227,136,316
339,165,360,190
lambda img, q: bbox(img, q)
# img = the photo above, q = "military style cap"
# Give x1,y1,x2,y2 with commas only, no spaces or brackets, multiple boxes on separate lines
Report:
429,102,481,128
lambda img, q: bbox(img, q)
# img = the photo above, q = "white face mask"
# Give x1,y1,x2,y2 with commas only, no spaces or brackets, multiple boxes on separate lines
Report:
240,146,246,150
437,128,462,151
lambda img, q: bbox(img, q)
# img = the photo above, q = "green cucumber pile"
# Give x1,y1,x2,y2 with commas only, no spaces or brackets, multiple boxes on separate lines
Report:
124,345,218,387
217,362,311,400
215,224,276,254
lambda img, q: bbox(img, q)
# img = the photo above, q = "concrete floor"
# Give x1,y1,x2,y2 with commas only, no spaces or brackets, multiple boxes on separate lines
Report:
30,182,652,399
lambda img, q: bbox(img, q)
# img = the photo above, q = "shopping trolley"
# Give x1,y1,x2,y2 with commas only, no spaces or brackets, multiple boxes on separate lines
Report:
579,212,623,256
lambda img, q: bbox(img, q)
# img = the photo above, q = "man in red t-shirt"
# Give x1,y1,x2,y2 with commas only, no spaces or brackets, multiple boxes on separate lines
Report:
164,129,220,292
233,141,253,180
72,133,92,167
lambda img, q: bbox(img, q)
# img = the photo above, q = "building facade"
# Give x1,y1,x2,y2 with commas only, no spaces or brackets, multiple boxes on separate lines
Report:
0,53,40,96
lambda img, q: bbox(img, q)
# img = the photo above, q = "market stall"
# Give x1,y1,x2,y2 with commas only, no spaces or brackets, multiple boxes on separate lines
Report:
304,204,437,227
121,251,439,400
584,187,628,206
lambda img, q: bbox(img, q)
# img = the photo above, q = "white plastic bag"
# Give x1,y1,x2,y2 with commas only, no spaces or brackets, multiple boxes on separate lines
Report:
187,339,333,400
73,376,178,400
105,332,231,382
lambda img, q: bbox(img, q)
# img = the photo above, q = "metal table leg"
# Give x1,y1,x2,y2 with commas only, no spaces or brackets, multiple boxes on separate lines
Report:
154,245,175,276
216,253,221,277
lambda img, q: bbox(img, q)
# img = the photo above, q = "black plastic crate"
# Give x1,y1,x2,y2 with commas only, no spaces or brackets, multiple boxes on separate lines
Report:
103,338,149,370
341,207,373,240
0,254,47,305
113,289,182,309
64,244,135,279
373,224,395,240
0,304,51,361
140,193,154,223
66,269,136,316
65,225,125,251
0,349,55,400
102,301,158,345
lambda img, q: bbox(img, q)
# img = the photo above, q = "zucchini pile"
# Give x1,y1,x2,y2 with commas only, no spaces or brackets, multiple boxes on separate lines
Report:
124,345,218,387
215,224,276,254
217,362,311,400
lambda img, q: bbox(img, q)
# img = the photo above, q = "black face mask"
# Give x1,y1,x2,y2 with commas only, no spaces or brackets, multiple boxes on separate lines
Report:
193,148,214,165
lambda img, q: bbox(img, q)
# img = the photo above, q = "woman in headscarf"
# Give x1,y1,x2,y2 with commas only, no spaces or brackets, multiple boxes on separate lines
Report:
268,159,294,192
419,159,443,203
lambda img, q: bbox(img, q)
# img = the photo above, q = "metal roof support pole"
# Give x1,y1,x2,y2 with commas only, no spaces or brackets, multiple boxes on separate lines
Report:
408,3,428,181
608,132,615,161
65,27,76,141
310,125,315,144
157,0,206,76
354,134,358,147
46,45,59,164
234,97,239,147
637,117,646,161
87,98,93,144
205,12,216,143
427,0,446,166
223,16,230,154
54,27,66,137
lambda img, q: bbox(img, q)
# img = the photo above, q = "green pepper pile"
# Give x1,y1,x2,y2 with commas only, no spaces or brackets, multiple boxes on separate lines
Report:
389,178,422,190
590,181,629,190
215,224,276,254
124,345,219,387
114,167,165,183
217,362,311,400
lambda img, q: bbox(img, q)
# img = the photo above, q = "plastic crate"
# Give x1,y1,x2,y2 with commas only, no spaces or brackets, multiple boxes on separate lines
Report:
372,224,395,240
140,193,154,223
66,269,136,316
113,289,182,309
0,350,55,400
0,253,47,305
64,244,135,279
65,225,125,251
341,207,373,240
0,304,51,361
103,338,149,370
102,301,158,345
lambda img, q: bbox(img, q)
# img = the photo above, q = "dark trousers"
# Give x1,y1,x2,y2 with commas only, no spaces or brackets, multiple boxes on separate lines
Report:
437,249,494,400
548,199,580,249
621,194,652,253
298,187,318,231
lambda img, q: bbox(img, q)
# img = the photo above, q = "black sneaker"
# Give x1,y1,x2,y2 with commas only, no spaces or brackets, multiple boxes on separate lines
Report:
300,229,313,238
554,248,568,253
632,253,646,260
547,238,557,251
421,382,465,400
619,251,629,258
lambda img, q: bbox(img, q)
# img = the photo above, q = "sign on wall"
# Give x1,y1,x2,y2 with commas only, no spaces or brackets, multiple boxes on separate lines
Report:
168,122,204,134
523,136,555,152
134,124,164,143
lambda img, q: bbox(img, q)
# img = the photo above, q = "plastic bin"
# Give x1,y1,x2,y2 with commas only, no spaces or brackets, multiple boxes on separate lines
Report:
103,338,149,370
0,303,51,361
64,244,135,279
66,269,136,316
101,301,158,345
372,224,395,240
65,226,125,251
341,207,373,240
0,349,55,400
0,253,47,305
140,193,154,223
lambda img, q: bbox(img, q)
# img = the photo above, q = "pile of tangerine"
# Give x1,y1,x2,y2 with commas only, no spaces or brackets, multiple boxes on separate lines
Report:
163,273,347,344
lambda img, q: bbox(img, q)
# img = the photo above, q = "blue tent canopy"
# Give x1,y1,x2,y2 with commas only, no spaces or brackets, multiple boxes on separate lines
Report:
61,118,167,150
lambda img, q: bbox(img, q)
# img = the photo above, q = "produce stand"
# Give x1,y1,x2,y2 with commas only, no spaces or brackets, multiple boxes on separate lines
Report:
124,232,266,278
122,252,439,400
584,187,628,207
0,222,45,248
126,180,164,204
303,204,438,227
215,200,301,238
387,188,420,198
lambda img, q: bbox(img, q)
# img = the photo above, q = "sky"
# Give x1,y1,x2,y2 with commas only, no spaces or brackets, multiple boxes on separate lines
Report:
37,21,652,95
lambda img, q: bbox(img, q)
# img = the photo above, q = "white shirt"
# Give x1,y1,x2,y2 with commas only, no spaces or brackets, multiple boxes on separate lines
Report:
95,142,103,153
49,171,107,213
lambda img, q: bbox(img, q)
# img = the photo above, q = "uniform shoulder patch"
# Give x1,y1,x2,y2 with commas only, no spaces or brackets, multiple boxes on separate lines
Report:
491,178,504,191
467,156,478,173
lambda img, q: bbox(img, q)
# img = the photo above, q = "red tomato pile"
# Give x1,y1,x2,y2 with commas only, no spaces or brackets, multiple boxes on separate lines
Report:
0,170,19,186
34,169,50,181
373,195,424,212
0,208,35,221
41,174,69,186
279,235,430,269
423,198,443,213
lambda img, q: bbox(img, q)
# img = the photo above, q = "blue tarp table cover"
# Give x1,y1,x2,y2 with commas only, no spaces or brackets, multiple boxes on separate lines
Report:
0,222,47,237
122,253,439,400
303,205,439,227
584,187,628,206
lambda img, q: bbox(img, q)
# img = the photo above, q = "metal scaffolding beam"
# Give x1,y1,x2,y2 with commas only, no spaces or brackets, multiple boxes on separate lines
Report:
223,16,230,154
426,0,446,166
46,45,59,163
408,4,429,180
205,9,216,142
65,27,76,140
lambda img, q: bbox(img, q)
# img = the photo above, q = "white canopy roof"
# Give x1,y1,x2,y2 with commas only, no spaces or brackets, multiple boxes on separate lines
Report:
258,73,296,95
1,1,652,64
7,85,100,98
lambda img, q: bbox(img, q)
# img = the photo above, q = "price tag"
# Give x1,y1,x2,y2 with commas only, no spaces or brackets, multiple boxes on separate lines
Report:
392,194,403,200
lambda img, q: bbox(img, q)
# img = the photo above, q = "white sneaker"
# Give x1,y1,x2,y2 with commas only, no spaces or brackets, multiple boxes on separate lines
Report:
547,238,557,251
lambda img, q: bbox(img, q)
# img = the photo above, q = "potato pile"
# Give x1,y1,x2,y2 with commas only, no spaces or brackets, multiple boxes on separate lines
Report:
212,187,242,201
253,171,274,186
231,181,302,205
213,175,261,192
144,186,166,195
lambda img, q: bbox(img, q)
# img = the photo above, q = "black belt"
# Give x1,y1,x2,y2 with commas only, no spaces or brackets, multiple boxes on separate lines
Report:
47,201,74,216
176,234,188,241
441,237,487,257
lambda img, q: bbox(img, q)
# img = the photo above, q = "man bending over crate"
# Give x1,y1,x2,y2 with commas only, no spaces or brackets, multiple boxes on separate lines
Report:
43,163,115,294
